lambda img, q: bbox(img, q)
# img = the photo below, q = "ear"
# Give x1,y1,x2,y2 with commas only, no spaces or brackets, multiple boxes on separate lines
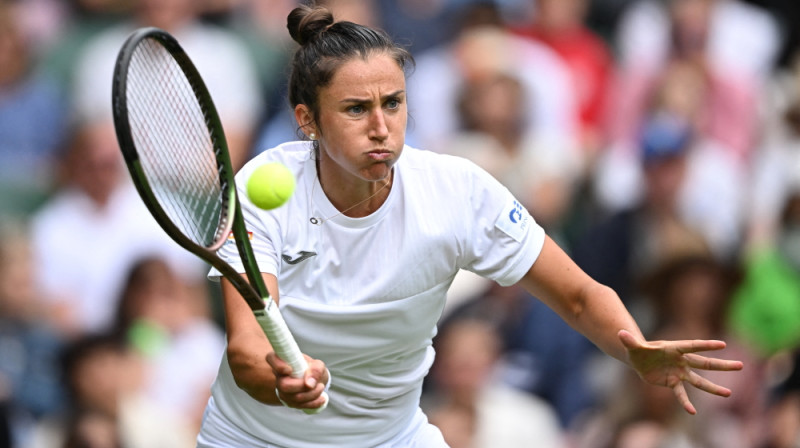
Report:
294,104,317,139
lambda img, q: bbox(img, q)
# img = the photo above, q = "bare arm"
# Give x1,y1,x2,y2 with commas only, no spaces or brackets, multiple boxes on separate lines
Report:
517,236,643,361
221,275,328,409
517,236,743,414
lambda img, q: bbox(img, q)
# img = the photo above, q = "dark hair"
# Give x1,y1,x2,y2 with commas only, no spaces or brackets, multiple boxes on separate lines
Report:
60,333,125,399
112,256,175,334
286,4,414,135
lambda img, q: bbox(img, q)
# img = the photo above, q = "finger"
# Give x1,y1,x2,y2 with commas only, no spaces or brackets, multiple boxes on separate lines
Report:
298,392,329,410
291,382,326,405
303,358,328,389
685,353,744,372
304,373,318,390
672,339,727,354
686,370,732,397
672,382,697,415
276,376,311,395
266,352,294,376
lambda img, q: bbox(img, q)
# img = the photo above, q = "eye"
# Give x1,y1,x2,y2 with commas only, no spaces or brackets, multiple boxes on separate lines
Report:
347,105,365,115
385,98,401,110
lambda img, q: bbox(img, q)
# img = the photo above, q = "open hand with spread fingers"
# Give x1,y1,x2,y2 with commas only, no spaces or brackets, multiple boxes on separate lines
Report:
618,329,745,415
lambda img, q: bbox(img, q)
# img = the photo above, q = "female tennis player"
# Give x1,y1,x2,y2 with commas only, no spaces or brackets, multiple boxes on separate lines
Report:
197,4,743,447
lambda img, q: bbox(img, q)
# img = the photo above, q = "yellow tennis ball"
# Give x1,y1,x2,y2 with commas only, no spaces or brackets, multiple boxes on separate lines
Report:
246,162,296,210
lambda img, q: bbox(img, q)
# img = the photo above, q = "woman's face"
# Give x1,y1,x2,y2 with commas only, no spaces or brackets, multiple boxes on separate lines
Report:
299,52,407,183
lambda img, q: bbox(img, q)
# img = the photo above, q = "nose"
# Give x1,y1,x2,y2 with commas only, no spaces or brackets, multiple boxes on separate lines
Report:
368,109,389,141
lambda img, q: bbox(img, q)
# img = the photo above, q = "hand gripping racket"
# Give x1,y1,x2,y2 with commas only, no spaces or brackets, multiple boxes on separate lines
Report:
111,27,328,413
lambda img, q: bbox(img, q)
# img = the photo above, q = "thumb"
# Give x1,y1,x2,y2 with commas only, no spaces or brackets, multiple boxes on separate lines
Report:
618,329,640,349
304,370,318,389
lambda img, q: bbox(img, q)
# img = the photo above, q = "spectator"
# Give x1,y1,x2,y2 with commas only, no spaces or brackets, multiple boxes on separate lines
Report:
61,408,121,448
764,349,800,448
26,333,195,448
571,366,687,448
728,189,800,357
441,282,597,429
227,0,298,128
373,0,467,56
112,257,225,433
406,2,579,155
575,110,712,313
445,72,583,233
29,118,203,336
69,0,262,170
0,2,69,217
0,221,65,447
642,255,768,447
749,44,800,249
512,0,614,157
610,0,780,163
424,316,564,448
594,58,746,259
572,255,765,448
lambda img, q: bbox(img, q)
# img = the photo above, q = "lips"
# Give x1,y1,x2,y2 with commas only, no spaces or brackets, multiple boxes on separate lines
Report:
366,149,393,161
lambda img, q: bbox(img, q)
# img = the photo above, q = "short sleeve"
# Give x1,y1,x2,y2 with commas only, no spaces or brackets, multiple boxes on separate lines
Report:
459,162,546,286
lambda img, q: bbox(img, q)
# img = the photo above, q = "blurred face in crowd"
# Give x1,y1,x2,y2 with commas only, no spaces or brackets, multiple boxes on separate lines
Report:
535,0,588,31
658,61,707,122
67,121,124,206
458,74,525,147
136,0,196,31
71,346,126,416
120,258,194,333
433,320,500,401
644,154,687,212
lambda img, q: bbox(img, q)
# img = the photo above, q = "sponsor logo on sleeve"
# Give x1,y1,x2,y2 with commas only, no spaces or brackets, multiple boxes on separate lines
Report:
495,199,529,242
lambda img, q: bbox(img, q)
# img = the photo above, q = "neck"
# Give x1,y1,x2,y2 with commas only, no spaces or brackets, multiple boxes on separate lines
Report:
316,159,393,219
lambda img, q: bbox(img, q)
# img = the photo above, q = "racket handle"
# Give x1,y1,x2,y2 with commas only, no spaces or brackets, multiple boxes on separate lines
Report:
255,304,329,414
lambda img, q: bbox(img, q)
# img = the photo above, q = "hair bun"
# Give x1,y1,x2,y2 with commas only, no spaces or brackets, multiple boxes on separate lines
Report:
287,5,335,46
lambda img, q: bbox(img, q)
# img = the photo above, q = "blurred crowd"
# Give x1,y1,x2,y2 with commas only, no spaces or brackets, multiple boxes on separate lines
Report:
0,0,799,447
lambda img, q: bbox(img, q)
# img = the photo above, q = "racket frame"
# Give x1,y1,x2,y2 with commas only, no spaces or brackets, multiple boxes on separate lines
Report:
112,27,269,311
111,27,327,413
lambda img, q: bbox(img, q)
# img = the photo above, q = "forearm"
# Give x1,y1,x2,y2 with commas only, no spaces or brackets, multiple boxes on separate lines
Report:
222,278,282,405
520,238,744,415
226,331,282,405
568,281,643,363
518,236,643,364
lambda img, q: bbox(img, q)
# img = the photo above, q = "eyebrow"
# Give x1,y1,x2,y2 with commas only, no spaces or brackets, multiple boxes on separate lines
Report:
339,90,406,104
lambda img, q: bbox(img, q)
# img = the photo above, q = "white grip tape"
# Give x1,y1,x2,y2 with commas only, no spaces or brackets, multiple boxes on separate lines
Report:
255,303,329,414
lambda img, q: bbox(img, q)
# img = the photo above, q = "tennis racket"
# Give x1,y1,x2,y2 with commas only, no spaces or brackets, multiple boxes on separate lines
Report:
111,27,328,413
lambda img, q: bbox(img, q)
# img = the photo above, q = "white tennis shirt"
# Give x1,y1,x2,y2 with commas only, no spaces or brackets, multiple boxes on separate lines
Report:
206,142,545,447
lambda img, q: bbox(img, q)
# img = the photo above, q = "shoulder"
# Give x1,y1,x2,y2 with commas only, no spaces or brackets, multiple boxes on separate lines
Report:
400,145,500,190
401,145,484,174
237,141,313,179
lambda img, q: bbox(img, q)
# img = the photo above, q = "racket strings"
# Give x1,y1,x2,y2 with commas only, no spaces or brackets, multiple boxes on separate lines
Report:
126,38,226,247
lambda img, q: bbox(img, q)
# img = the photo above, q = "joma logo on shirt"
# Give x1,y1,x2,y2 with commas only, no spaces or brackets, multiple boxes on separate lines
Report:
282,251,317,265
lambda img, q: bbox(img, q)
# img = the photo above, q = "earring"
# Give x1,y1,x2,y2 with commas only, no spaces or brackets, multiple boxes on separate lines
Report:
309,132,316,140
